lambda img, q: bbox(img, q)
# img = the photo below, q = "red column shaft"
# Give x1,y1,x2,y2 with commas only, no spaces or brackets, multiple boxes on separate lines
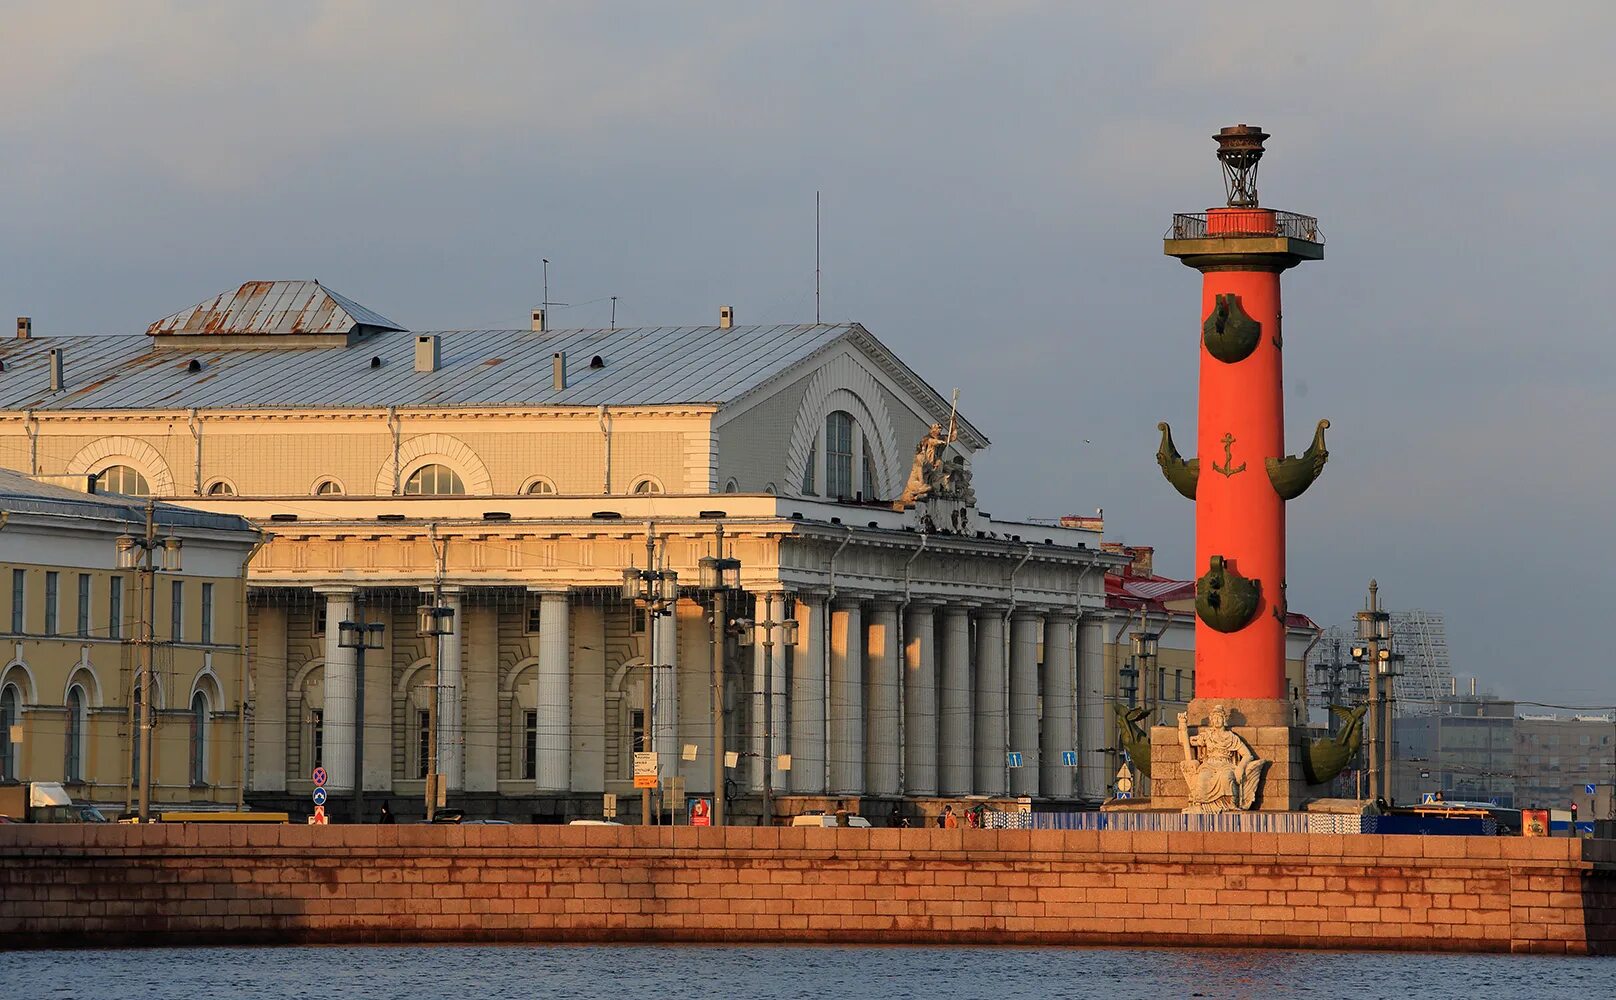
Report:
1194,212,1286,700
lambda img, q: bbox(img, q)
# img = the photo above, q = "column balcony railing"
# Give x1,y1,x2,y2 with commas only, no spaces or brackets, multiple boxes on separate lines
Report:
1167,210,1323,243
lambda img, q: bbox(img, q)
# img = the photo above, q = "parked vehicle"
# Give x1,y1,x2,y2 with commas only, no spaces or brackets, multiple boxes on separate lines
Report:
791,812,872,828
0,782,108,823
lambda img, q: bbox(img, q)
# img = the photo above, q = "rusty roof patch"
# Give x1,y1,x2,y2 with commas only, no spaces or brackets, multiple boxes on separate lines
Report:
146,280,403,337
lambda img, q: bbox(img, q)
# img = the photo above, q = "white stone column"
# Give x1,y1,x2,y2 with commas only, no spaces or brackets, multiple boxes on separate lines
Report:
973,610,1007,796
534,588,571,792
317,587,355,793
1009,610,1042,797
653,599,679,771
902,602,938,797
433,589,464,790
1040,613,1076,799
864,600,901,797
1077,616,1108,801
251,603,288,792
827,598,864,795
938,606,973,796
790,594,827,794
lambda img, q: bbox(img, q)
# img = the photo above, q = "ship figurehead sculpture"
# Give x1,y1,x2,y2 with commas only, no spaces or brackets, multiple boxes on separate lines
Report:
1146,125,1332,813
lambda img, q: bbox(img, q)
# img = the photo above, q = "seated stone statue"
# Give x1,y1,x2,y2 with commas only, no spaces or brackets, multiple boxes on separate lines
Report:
1178,705,1270,814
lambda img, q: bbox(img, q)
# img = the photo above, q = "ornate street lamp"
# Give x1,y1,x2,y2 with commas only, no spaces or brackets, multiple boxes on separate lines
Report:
416,602,455,821
116,502,184,822
337,614,385,821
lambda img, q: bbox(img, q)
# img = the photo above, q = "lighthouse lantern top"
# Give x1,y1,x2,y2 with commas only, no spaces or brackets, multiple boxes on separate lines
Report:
1214,124,1269,208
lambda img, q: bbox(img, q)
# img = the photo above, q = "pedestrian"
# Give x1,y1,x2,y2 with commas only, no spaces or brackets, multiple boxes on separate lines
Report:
942,805,959,829
889,805,904,828
834,799,850,827
379,802,395,824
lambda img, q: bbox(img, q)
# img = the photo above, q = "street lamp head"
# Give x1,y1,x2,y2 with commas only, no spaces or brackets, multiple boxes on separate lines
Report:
364,621,386,650
733,618,755,647
160,536,184,572
416,604,455,637
337,620,363,650
1131,630,1160,660
622,567,644,601
698,556,721,591
779,619,800,646
658,570,680,604
1350,645,1367,661
1374,615,1392,641
115,534,141,570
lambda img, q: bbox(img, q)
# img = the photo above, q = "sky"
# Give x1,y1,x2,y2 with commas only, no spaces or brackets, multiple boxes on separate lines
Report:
2,2,1613,706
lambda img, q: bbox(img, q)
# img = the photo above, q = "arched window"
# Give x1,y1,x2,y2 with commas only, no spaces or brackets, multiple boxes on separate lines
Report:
313,478,345,496
724,478,739,494
801,442,817,496
204,480,236,497
523,477,557,495
65,685,85,783
189,691,207,786
98,465,150,497
404,464,465,496
630,477,663,495
862,441,881,501
825,411,855,499
0,684,17,782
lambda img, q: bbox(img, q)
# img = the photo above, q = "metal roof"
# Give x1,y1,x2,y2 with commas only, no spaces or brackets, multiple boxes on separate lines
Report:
0,324,856,411
0,467,256,534
146,280,404,337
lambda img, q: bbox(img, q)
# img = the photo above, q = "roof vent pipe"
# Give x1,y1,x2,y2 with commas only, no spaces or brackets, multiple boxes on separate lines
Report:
552,352,567,391
719,305,735,329
532,308,546,332
414,334,439,373
15,317,30,340
48,348,64,392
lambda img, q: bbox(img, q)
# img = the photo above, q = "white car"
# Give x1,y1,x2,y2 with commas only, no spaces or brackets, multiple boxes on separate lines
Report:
791,813,872,828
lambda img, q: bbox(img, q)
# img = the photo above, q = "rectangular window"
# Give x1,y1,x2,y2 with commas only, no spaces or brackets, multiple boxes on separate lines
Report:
524,710,538,781
108,577,123,640
630,708,647,755
77,574,91,638
1173,670,1183,702
171,580,185,642
417,710,431,779
312,597,326,637
525,604,543,635
201,583,214,644
44,571,58,635
9,569,22,633
826,412,854,499
629,605,647,636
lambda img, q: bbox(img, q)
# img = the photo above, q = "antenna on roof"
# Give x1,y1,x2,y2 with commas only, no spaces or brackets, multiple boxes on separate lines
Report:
611,296,618,331
540,257,569,320
815,191,821,324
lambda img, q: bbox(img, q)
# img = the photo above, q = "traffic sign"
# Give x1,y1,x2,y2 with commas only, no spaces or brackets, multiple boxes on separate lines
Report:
633,773,658,789
665,775,686,807
1586,783,1597,795
603,793,618,819
312,787,328,807
633,751,658,776
1006,751,1024,768
309,805,328,825
1115,764,1134,795
1421,792,1436,804
1061,750,1078,767
311,766,328,788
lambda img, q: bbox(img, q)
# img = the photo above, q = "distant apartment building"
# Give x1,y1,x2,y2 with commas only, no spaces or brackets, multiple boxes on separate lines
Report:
1514,714,1615,817
1391,693,1516,807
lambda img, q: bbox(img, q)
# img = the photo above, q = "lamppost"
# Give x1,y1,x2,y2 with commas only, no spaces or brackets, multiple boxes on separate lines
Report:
623,525,679,825
698,525,742,827
115,499,183,823
735,595,798,826
1351,580,1392,804
1131,629,1161,723
337,608,385,822
416,600,455,822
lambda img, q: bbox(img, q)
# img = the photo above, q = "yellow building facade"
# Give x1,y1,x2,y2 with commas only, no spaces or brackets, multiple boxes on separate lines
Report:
0,469,259,814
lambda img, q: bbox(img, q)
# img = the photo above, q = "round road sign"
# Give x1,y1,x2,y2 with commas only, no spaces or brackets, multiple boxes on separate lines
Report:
312,766,328,787
312,786,328,807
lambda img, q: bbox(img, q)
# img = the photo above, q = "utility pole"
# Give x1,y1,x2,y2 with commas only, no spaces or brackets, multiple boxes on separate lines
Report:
1353,580,1392,804
699,523,741,827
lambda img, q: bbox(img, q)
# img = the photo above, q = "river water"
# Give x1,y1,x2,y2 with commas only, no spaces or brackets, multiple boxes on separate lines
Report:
1,944,1608,999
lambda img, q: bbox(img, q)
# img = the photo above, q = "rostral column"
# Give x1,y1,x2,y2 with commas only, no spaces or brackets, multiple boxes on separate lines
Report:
1154,125,1329,809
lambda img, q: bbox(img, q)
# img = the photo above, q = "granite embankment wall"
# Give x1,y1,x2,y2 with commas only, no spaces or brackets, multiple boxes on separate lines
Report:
1,825,1611,955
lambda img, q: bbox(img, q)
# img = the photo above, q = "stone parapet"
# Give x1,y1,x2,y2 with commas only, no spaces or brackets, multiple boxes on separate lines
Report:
0,825,1610,955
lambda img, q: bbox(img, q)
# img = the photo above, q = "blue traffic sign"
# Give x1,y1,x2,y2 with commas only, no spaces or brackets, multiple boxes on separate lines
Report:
1060,750,1078,767
1586,783,1597,795
1420,792,1436,804
312,786,328,807
312,766,328,788
1006,752,1024,769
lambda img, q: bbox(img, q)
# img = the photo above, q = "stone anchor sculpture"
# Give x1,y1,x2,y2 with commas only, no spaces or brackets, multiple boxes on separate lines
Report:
1178,704,1270,813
